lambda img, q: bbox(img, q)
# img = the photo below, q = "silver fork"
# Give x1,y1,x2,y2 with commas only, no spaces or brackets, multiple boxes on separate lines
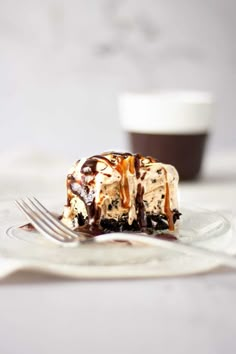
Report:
15,197,236,269
15,197,88,246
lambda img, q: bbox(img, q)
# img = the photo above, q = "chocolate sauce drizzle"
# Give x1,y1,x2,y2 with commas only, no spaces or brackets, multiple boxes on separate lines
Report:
81,158,99,175
135,183,146,229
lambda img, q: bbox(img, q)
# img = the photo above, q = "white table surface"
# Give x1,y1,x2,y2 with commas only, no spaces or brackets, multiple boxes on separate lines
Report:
0,150,236,354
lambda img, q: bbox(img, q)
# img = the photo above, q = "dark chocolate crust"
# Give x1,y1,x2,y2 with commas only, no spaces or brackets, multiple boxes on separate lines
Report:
76,209,181,234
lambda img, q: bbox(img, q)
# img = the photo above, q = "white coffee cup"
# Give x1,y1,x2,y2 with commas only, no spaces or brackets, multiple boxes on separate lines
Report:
119,91,214,180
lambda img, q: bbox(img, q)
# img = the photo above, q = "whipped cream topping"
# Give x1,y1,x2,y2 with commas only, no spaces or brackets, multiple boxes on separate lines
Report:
62,152,179,231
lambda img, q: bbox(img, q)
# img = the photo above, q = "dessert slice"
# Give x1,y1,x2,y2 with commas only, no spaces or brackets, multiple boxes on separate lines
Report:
61,152,180,234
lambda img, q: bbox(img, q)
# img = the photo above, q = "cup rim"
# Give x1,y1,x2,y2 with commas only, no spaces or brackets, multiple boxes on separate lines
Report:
119,90,214,134
120,90,214,104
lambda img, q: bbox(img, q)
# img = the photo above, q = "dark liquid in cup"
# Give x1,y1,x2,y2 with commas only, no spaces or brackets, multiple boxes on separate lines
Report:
129,132,208,181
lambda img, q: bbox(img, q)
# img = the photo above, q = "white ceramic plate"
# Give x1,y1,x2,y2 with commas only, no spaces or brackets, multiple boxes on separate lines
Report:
0,198,234,279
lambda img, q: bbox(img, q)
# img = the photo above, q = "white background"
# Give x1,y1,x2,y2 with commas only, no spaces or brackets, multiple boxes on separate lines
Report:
0,0,235,162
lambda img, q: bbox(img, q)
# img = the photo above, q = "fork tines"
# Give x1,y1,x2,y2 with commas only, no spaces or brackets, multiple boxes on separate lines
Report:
15,197,80,245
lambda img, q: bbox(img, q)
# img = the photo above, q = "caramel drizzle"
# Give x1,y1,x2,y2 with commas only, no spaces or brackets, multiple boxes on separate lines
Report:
114,154,145,228
163,168,174,231
114,155,135,208
92,153,137,210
